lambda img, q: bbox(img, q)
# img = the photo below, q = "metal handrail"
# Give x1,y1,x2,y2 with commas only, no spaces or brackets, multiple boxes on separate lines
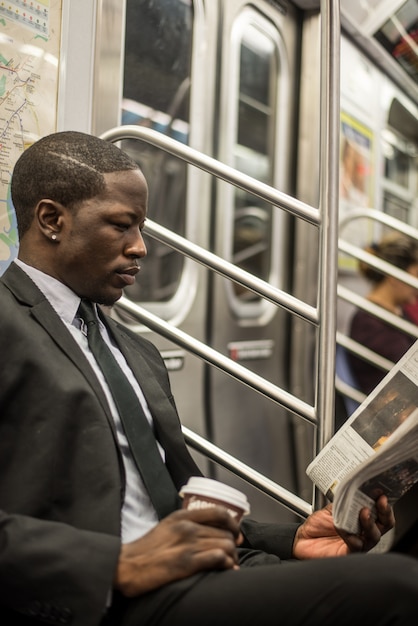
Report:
183,426,312,518
145,219,318,324
145,218,318,325
102,126,321,518
116,295,317,424
339,240,418,291
339,208,418,238
338,286,418,339
100,126,320,226
315,0,341,461
100,0,341,517
116,296,315,516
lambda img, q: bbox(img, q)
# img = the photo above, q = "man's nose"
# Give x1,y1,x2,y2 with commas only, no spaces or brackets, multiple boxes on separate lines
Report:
127,231,147,258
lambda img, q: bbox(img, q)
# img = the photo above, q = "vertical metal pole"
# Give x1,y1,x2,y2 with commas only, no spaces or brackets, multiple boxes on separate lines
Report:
315,0,341,508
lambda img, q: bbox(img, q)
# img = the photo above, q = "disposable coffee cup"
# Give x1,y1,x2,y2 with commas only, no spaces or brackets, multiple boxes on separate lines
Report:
179,476,250,522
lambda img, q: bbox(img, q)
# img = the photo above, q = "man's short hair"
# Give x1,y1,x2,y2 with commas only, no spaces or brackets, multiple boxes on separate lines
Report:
11,131,140,238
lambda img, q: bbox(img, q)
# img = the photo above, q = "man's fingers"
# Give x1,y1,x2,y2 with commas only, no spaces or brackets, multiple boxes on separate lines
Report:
172,506,242,539
375,495,395,532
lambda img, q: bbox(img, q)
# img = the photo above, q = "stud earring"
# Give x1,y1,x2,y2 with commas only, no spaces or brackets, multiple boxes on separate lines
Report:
51,234,57,241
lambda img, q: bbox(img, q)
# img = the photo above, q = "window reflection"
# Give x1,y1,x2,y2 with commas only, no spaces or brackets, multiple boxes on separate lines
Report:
381,125,418,224
120,0,193,303
383,140,410,188
232,24,277,300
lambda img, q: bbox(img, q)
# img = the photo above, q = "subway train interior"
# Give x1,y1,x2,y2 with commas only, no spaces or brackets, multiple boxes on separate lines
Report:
1,0,418,525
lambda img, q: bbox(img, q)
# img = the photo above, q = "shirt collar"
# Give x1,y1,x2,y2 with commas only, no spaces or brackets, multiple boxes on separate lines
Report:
14,258,81,325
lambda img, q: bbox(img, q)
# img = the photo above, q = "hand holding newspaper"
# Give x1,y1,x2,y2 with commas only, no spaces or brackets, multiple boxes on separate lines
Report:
307,340,418,535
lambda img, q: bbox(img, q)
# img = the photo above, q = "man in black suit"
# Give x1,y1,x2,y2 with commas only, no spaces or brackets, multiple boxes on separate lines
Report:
0,131,417,626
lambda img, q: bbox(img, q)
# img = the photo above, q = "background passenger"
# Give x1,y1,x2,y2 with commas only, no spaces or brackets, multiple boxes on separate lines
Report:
348,232,418,395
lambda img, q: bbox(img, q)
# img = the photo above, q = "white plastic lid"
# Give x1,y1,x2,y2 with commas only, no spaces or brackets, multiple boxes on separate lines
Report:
179,476,250,514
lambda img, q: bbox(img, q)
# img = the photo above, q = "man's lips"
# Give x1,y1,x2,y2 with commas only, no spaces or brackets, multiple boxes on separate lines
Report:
116,265,140,286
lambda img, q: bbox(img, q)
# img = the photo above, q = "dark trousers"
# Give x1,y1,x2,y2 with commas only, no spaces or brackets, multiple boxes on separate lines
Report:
104,551,418,626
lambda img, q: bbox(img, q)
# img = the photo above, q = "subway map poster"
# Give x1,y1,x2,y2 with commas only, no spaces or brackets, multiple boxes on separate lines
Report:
0,0,62,274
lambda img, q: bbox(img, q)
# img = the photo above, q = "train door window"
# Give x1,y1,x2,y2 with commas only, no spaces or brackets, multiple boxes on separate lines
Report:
221,9,289,321
381,99,418,225
119,0,193,309
373,0,418,87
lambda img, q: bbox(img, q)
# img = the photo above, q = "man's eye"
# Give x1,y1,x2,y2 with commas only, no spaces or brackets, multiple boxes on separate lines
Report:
114,223,130,230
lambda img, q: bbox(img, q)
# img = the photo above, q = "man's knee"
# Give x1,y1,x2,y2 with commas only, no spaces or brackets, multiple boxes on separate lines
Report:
355,553,418,620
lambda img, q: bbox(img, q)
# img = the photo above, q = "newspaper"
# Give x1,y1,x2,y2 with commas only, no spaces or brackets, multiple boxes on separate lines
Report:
306,339,418,534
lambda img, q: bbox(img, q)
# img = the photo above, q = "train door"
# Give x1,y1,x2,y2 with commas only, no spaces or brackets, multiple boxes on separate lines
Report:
208,1,302,521
94,0,318,522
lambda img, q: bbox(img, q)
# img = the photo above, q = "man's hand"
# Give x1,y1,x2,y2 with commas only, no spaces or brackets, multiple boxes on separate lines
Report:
114,507,242,597
293,494,395,559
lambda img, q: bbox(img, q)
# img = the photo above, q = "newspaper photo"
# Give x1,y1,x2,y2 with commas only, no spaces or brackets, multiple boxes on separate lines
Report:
306,340,418,534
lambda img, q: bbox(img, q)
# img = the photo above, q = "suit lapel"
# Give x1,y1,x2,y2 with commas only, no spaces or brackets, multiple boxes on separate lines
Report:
104,315,176,424
2,264,118,437
103,316,190,463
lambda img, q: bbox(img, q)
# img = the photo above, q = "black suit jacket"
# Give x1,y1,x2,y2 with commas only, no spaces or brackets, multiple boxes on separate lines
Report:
0,263,299,626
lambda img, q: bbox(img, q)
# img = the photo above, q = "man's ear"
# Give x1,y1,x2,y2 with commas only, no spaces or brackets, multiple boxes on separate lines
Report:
36,199,65,241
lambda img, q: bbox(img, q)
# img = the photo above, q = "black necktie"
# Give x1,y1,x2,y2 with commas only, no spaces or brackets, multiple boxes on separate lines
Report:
77,299,179,519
